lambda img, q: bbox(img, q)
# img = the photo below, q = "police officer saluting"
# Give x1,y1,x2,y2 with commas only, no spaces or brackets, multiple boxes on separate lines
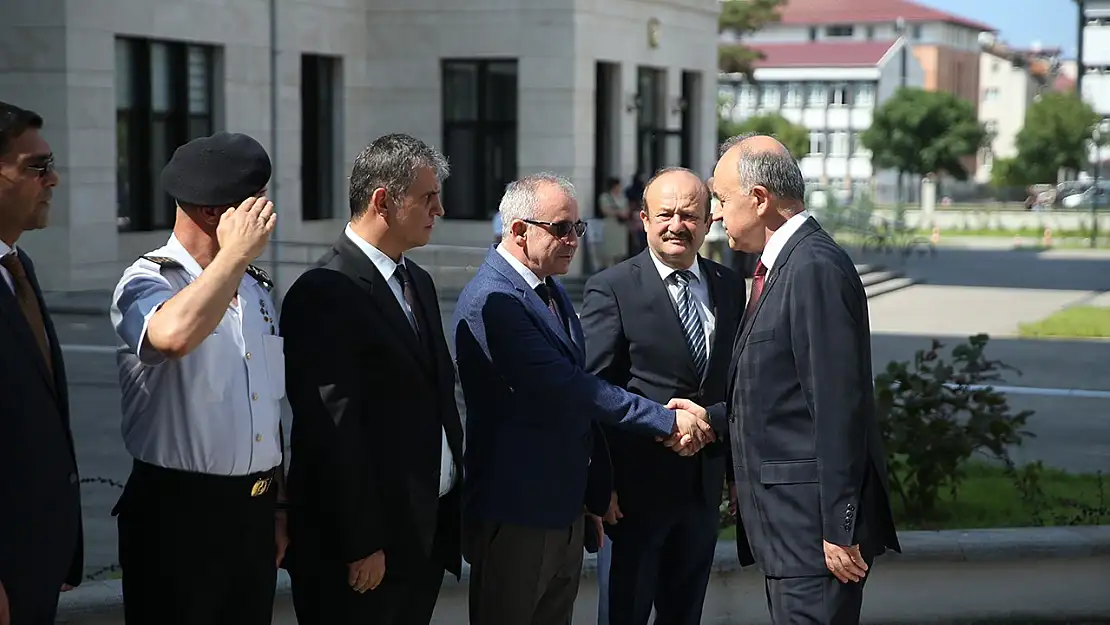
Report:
109,131,288,625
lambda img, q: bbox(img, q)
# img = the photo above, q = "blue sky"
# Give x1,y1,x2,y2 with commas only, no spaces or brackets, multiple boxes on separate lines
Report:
922,0,1079,55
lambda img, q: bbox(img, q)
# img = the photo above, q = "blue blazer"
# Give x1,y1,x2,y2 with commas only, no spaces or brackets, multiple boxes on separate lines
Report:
453,248,677,530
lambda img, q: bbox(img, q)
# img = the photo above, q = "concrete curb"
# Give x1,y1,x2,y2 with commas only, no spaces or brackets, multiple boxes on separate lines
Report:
57,525,1110,618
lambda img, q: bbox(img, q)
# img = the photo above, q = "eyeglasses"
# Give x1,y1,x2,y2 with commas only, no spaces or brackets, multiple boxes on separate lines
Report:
25,156,55,179
523,219,587,239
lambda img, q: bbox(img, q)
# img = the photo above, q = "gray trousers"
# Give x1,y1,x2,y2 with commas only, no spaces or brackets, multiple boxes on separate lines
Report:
466,517,585,625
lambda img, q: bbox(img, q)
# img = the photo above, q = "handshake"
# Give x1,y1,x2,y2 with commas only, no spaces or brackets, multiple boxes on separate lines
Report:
658,398,715,457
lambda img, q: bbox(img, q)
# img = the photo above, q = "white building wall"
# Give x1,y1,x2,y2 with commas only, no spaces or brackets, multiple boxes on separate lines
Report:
976,52,1036,183
0,0,718,291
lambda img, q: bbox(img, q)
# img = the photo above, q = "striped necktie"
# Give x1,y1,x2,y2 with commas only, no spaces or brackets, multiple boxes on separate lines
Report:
672,270,707,379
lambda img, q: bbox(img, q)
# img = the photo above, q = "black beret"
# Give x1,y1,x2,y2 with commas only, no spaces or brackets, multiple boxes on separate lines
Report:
160,131,271,207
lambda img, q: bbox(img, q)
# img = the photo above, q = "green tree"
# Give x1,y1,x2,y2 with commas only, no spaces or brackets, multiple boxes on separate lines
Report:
718,0,786,77
861,87,988,179
718,113,809,157
1013,91,1100,183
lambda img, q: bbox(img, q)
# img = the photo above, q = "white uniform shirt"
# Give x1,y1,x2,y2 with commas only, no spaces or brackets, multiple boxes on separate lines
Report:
109,234,284,476
344,224,457,497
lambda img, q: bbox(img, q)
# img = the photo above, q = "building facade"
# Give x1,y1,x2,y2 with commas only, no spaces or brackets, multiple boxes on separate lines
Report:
975,42,1062,184
719,39,925,204
0,0,719,292
741,0,994,107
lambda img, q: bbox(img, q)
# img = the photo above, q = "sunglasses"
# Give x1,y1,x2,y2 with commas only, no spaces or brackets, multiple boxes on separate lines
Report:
25,156,55,179
523,218,587,239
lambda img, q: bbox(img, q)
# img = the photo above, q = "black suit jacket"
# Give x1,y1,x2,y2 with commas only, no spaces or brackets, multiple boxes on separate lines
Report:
280,236,464,581
708,218,900,578
581,250,743,519
0,250,84,608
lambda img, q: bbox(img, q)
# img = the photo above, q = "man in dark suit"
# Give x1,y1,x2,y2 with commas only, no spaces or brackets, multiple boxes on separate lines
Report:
0,101,83,625
671,135,900,625
452,172,714,625
581,167,749,625
280,134,464,625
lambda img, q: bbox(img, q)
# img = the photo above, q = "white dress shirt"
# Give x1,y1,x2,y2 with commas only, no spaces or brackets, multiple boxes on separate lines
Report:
109,234,284,476
0,239,17,293
760,210,812,271
496,243,543,290
647,250,716,358
344,224,457,497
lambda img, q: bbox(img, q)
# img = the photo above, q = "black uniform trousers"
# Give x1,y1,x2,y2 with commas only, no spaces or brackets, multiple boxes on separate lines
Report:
114,459,279,625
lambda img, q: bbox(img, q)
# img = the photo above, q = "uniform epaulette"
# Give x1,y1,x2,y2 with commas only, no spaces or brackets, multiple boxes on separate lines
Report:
246,264,274,292
140,255,184,269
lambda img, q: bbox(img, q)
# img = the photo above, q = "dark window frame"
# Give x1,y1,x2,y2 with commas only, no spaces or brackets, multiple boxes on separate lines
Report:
301,54,340,221
441,58,519,220
116,37,215,232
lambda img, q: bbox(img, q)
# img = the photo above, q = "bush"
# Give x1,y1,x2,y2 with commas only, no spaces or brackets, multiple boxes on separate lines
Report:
874,333,1034,521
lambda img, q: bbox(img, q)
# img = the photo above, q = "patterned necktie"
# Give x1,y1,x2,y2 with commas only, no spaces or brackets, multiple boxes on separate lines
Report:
672,270,708,378
744,260,768,320
394,264,427,345
1,252,53,375
535,281,565,331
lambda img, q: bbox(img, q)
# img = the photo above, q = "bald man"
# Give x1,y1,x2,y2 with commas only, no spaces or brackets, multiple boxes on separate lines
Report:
672,137,901,625
581,167,749,625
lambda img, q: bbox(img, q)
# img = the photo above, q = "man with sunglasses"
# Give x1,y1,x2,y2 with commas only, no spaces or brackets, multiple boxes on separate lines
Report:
452,172,715,625
0,101,83,625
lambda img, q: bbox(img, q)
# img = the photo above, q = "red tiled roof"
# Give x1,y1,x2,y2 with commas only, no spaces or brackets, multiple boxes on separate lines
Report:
779,0,996,33
751,41,899,69
1053,74,1077,93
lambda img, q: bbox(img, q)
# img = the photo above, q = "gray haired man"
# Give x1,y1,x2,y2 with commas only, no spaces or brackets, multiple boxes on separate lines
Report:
280,134,465,625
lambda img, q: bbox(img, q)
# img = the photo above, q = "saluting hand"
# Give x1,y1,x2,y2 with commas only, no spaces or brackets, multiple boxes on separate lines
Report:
217,195,276,263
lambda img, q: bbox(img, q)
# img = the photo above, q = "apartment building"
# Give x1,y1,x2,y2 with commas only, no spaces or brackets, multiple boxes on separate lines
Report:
719,38,925,204
0,0,719,291
976,41,1063,184
746,0,995,105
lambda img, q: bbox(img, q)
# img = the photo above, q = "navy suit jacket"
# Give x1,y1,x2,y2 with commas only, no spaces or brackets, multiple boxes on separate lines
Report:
452,248,678,534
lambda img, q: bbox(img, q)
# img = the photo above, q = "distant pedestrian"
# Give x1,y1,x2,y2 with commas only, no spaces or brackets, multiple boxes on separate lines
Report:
0,101,84,625
108,131,288,625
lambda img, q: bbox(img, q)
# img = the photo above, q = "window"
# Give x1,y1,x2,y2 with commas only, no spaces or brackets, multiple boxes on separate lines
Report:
912,25,922,40
116,37,216,231
807,83,826,108
759,84,780,109
830,131,849,156
784,84,803,108
808,132,826,155
851,131,870,156
983,87,1000,102
830,84,851,106
865,26,875,40
808,27,817,41
739,84,758,109
442,59,518,220
854,83,874,107
826,25,854,38
301,55,341,221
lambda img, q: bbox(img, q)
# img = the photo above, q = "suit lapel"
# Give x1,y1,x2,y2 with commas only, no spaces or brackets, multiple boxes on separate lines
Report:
728,219,821,382
334,236,434,378
700,257,738,383
486,249,579,358
632,252,701,384
0,255,55,394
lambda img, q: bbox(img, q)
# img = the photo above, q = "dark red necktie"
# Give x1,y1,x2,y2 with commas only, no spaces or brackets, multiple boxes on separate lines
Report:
744,260,767,320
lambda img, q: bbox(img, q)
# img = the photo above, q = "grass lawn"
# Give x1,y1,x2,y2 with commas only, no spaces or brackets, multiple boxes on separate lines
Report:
1018,306,1110,339
718,462,1106,537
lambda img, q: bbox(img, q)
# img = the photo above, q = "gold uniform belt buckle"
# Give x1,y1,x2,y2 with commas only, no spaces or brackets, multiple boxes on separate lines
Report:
251,476,273,497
